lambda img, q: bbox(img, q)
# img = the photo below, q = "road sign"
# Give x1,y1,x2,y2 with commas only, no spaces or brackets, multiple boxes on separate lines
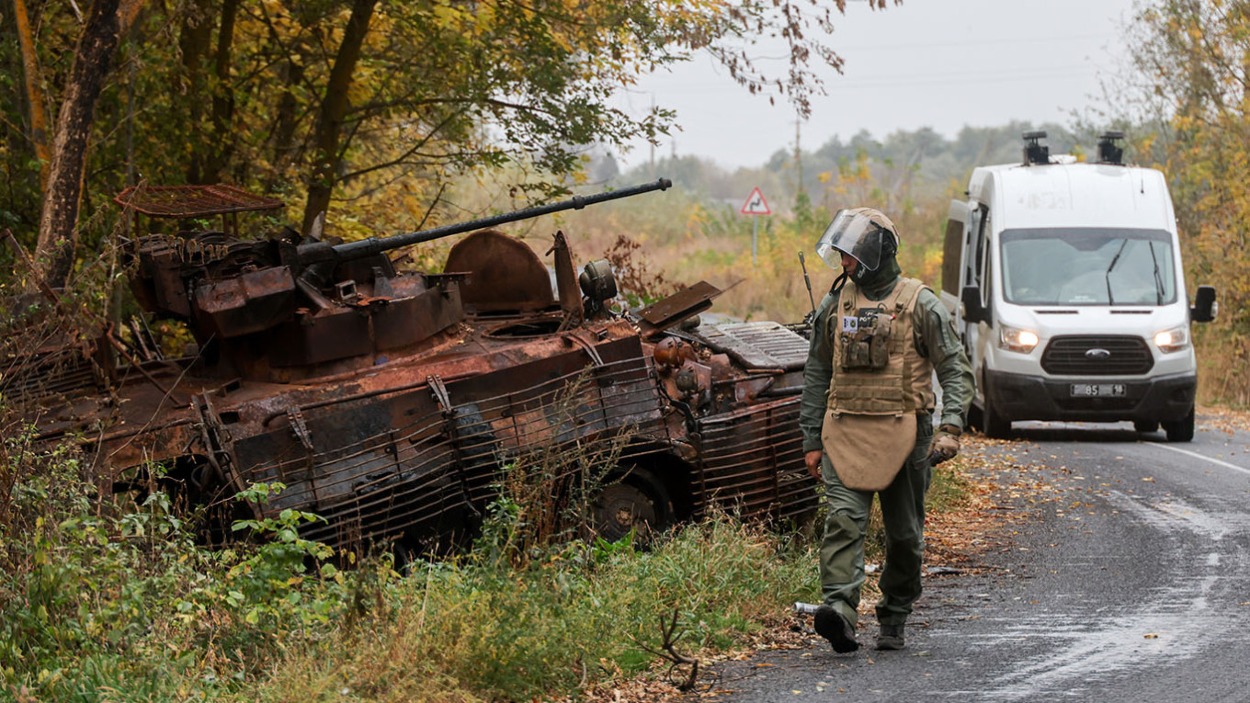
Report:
740,187,771,216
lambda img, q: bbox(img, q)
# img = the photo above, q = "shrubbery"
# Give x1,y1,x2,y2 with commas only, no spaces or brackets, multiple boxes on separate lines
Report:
0,422,821,702
0,428,393,701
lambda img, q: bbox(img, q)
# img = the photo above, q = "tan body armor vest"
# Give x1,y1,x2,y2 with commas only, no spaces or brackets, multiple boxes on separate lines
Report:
820,277,934,490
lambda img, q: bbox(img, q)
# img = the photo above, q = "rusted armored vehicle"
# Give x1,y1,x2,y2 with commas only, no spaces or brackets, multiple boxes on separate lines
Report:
7,179,816,552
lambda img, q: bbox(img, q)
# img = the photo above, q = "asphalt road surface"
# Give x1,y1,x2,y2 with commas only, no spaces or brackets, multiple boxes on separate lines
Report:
698,414,1250,702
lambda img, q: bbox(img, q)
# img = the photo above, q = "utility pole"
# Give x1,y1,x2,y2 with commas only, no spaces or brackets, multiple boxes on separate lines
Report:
649,93,656,178
795,115,805,196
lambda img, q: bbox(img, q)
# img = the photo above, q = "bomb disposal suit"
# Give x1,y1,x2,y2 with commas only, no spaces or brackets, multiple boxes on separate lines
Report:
799,208,973,651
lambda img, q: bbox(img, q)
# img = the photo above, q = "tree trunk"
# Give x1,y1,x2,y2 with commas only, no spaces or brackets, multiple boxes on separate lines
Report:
300,0,378,235
34,0,124,288
13,0,51,188
268,56,306,186
202,0,240,182
178,0,214,183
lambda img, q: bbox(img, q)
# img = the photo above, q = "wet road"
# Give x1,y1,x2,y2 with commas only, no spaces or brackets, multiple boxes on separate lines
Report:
699,415,1250,702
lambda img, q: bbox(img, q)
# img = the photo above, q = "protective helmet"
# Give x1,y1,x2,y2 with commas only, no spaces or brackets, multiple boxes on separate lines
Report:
815,207,900,274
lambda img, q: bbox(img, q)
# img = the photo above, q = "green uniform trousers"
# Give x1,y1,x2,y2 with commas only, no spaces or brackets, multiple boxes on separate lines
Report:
818,415,933,627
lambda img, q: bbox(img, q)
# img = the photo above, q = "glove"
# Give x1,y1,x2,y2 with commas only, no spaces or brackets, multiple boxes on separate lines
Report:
928,424,961,466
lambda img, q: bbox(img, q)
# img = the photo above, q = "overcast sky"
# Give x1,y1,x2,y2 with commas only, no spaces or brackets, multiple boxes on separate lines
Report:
613,0,1141,171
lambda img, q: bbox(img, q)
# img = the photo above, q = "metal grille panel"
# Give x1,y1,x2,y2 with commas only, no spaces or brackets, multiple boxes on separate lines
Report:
1040,335,1153,376
694,397,817,524
0,349,102,404
233,343,668,549
693,321,811,370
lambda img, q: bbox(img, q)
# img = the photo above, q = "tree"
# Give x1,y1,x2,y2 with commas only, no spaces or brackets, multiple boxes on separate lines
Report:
33,0,135,288
1128,0,1250,401
301,0,378,233
5,0,896,284
12,0,50,189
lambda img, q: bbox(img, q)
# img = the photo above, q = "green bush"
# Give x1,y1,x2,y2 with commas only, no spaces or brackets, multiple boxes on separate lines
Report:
0,432,393,701
237,509,817,702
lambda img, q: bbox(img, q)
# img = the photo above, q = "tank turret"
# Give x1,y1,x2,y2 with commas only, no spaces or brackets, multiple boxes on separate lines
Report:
119,179,671,381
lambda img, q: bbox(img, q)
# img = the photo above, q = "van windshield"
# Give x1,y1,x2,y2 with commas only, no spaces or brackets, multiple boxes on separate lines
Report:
1000,228,1176,306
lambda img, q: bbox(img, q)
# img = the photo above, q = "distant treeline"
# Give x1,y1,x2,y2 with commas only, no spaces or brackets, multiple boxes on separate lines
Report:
617,120,1127,212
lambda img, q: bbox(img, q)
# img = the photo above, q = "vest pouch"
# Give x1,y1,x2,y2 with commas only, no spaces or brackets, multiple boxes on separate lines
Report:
839,307,892,371
868,311,893,367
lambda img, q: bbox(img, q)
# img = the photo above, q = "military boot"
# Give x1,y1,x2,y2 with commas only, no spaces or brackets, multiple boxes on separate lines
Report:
814,605,859,653
875,623,905,650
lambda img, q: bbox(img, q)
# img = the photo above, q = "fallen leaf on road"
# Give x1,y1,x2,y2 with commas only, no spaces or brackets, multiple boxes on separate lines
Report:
1144,633,1159,639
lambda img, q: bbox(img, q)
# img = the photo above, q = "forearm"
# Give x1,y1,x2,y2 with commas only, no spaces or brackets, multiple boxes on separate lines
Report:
799,304,834,452
800,355,832,452
933,351,974,429
916,293,974,430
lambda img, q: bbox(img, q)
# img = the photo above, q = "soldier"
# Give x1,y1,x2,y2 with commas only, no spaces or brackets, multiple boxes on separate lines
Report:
799,207,974,652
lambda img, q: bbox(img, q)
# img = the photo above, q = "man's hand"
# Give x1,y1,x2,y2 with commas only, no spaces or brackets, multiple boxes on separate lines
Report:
928,424,961,466
805,449,823,481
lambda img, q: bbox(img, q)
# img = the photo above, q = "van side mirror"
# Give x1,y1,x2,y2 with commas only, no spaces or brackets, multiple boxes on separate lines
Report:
961,285,990,324
1191,285,1217,323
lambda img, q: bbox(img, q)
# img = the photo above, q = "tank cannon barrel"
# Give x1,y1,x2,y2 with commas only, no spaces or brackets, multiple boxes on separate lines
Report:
122,178,676,364
324,178,671,262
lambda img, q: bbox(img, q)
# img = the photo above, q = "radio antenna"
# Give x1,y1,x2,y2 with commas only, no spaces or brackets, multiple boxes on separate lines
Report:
798,251,817,316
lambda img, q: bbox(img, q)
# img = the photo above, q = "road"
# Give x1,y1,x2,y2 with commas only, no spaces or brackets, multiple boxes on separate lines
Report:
697,414,1250,702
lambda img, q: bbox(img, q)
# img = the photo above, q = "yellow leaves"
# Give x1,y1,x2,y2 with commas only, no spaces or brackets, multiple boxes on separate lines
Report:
1144,4,1250,402
684,203,712,239
475,2,496,32
260,0,298,37
431,3,470,30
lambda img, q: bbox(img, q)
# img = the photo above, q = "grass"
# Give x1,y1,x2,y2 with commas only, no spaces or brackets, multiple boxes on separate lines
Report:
0,424,828,702
0,429,981,702
235,518,817,702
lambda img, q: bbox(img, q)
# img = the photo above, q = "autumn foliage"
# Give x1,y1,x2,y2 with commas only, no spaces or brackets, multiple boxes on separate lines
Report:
1130,0,1250,404
1,0,888,288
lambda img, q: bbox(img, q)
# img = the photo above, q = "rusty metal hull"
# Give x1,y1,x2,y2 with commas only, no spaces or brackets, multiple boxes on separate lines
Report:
15,186,820,552
56,314,817,550
694,396,815,523
232,334,669,547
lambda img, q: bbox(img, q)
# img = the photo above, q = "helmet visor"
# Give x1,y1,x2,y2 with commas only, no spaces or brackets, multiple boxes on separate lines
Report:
815,209,891,271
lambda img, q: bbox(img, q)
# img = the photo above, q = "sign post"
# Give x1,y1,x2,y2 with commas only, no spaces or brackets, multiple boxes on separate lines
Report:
739,187,772,264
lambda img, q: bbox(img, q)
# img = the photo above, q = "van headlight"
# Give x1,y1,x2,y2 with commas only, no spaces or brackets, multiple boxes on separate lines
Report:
999,325,1040,353
1153,326,1190,353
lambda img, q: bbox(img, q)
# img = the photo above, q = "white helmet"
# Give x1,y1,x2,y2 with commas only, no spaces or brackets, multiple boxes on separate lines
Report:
815,207,900,273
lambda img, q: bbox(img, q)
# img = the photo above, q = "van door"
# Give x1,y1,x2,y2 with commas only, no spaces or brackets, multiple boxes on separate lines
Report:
963,205,993,404
940,199,968,320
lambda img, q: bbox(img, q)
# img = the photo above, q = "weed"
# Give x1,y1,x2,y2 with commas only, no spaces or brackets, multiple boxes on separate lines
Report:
0,436,392,700
236,514,817,702
472,369,634,568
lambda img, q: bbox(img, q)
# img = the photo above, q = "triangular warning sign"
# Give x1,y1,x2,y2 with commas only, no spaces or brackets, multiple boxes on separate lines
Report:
740,187,771,215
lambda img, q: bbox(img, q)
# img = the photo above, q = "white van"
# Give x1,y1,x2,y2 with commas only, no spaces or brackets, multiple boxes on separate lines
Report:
940,131,1217,441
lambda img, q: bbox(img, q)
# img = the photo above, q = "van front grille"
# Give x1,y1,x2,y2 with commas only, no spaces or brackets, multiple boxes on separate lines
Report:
1040,335,1153,376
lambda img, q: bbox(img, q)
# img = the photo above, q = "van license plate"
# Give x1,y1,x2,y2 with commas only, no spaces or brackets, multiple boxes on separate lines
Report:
1070,383,1126,398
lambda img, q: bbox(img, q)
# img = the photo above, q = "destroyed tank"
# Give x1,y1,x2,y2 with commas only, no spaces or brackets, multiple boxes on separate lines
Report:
12,179,817,552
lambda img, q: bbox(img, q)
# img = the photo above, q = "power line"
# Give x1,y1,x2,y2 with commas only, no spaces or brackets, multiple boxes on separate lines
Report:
638,65,1104,94
748,33,1123,62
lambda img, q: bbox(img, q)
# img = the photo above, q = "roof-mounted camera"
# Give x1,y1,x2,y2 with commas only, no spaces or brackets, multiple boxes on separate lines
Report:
1097,131,1125,165
1022,131,1049,166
